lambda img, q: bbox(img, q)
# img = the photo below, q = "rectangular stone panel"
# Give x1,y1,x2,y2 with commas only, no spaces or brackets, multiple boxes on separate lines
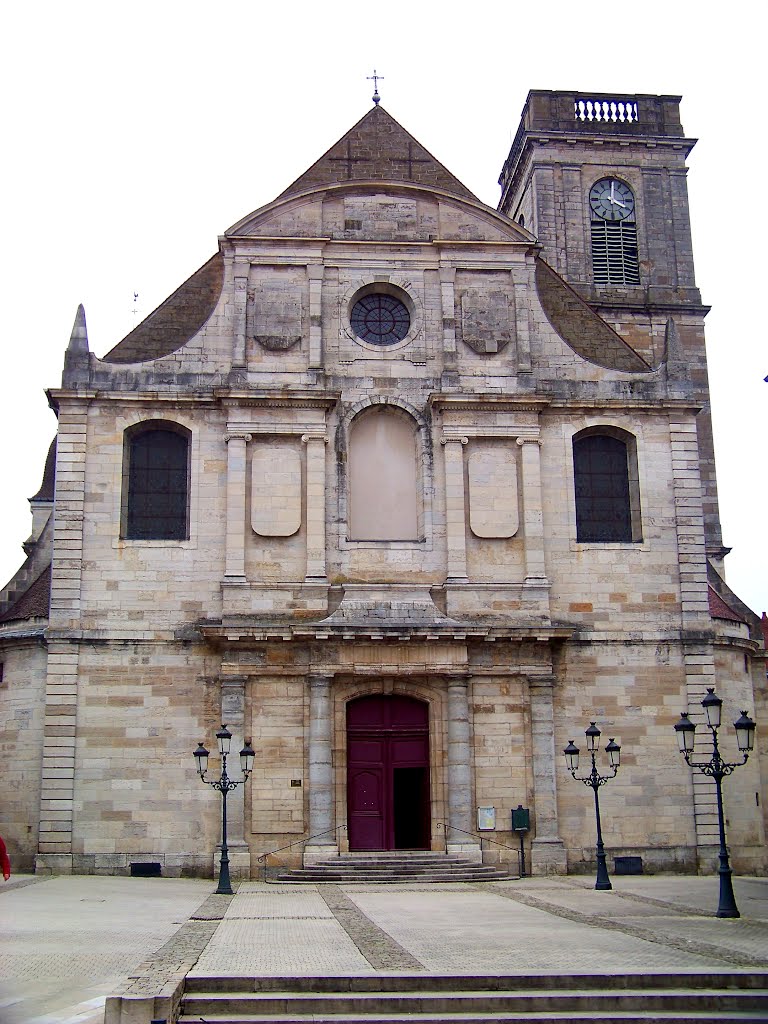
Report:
468,448,519,539
251,445,302,537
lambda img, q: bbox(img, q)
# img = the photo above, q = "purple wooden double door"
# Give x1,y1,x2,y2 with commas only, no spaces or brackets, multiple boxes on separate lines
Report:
347,695,431,851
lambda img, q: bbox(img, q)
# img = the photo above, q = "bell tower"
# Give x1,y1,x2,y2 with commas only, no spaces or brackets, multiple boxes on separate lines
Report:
498,91,701,316
498,89,726,562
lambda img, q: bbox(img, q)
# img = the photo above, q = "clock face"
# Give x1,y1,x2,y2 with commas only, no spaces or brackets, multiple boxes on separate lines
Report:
589,178,635,221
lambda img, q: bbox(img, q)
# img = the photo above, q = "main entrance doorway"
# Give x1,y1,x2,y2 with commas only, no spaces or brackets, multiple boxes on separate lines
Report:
347,694,430,851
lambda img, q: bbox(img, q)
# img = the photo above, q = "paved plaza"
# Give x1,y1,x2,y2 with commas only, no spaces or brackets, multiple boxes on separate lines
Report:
1,872,767,1024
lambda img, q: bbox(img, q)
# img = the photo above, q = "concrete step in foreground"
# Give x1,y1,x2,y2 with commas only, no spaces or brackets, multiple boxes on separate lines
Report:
273,851,512,884
178,972,768,1024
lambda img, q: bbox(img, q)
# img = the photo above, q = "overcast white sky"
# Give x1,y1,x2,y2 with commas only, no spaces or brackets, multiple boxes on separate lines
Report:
1,1,765,615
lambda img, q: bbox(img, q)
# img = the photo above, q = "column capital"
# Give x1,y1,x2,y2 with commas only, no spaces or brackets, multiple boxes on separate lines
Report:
302,433,329,445
309,672,334,687
446,674,471,687
441,435,469,446
516,435,542,447
225,431,252,444
527,673,557,691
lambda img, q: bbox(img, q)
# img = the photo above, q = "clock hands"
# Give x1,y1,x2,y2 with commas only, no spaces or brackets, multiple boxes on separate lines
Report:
608,182,626,208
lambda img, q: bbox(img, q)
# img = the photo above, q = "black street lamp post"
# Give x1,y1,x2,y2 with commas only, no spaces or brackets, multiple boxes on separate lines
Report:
674,688,756,919
194,725,255,896
563,723,621,891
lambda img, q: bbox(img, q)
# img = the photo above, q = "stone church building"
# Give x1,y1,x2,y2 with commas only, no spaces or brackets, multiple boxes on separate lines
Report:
1,90,765,878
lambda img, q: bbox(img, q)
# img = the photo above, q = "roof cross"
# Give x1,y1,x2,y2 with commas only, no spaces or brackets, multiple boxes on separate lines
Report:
367,69,384,105
328,139,374,179
391,141,431,179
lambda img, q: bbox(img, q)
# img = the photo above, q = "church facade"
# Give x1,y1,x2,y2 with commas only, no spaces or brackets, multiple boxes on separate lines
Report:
1,90,765,878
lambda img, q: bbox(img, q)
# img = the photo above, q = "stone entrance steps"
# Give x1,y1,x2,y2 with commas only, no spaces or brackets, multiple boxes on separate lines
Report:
272,851,512,884
178,973,768,1023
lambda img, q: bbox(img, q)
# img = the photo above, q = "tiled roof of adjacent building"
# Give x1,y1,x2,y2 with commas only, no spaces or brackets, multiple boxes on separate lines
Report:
708,585,746,624
0,565,51,623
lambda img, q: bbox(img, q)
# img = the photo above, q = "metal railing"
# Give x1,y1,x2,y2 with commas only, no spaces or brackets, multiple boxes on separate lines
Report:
436,821,524,876
256,825,347,881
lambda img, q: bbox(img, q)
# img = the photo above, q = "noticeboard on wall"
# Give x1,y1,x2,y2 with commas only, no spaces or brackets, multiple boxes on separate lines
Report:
477,806,496,831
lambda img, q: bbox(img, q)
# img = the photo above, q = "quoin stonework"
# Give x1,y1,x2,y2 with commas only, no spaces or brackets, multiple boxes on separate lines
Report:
1,91,765,879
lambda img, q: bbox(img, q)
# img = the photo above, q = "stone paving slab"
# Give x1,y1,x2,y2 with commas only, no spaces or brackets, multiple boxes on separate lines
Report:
0,875,211,1024
3,874,768,1024
346,888,734,975
223,890,335,919
190,916,374,976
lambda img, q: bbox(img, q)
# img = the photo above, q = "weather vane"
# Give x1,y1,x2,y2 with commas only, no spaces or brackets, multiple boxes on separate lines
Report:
132,292,139,318
367,69,383,105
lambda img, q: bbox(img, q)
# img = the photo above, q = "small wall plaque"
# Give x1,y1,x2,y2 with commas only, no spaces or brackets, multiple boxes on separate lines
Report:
290,779,302,787
477,806,496,831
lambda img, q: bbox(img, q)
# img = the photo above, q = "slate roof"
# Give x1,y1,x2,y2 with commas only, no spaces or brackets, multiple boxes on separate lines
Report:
102,253,224,364
535,259,651,373
278,105,477,200
30,438,56,502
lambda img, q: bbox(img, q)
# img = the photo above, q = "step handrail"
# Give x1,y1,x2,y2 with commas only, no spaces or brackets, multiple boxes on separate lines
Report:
257,824,347,880
436,821,522,874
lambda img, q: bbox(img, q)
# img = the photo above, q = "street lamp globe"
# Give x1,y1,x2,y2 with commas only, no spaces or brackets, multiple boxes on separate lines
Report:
701,688,722,730
585,722,601,752
216,724,233,756
563,740,580,772
240,739,255,775
674,712,696,754
194,742,210,777
606,738,621,768
733,711,756,754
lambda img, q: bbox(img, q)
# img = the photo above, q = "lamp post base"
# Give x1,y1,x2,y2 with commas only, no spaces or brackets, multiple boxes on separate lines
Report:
716,864,740,918
214,842,250,884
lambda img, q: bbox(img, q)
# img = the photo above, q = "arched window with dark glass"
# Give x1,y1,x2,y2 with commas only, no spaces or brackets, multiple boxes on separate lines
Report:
122,423,190,540
573,429,641,543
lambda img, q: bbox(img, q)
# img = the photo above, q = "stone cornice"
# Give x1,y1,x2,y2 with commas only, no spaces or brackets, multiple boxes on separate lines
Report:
429,394,550,413
546,398,702,414
215,391,340,410
200,623,573,645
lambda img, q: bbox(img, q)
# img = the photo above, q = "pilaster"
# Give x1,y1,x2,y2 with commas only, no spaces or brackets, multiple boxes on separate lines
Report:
305,672,337,862
442,436,468,583
670,416,719,867
224,431,252,581
232,263,249,368
439,267,457,362
528,675,567,874
517,436,549,586
303,433,328,581
308,265,325,368
37,398,90,873
446,676,480,861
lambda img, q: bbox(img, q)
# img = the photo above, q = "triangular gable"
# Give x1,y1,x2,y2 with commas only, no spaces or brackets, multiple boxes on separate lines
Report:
278,105,477,200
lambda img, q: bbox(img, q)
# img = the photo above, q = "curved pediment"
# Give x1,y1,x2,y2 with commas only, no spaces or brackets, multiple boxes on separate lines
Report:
226,181,535,245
